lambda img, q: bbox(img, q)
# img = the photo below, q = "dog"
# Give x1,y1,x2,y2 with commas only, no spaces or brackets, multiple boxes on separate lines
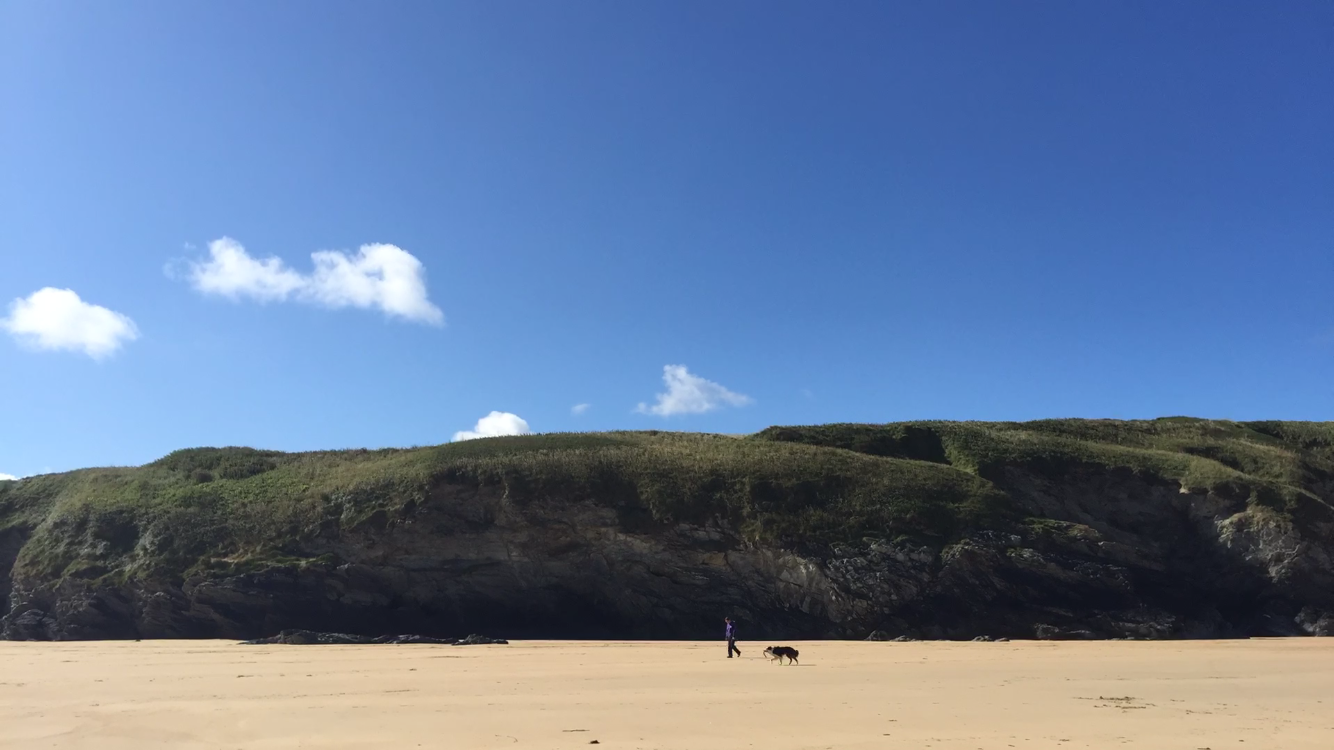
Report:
762,646,799,665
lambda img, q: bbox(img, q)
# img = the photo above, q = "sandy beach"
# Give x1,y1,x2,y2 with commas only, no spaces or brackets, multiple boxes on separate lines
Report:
2,638,1331,749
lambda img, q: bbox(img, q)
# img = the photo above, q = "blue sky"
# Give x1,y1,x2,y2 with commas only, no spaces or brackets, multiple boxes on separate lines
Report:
2,1,1331,477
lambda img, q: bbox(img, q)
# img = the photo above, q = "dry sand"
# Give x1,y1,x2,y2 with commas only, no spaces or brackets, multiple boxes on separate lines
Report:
2,638,1331,749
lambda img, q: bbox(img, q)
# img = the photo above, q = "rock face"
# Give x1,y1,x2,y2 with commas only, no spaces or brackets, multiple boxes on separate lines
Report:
3,421,1333,641
3,466,1332,642
237,629,502,646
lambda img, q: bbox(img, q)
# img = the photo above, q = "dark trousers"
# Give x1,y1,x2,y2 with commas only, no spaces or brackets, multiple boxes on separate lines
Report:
727,638,740,658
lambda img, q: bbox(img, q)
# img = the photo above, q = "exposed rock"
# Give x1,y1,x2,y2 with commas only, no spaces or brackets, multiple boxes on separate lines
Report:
239,629,489,645
241,629,377,645
1034,624,1097,641
385,634,457,645
2,608,57,641
1297,607,1333,637
452,634,508,646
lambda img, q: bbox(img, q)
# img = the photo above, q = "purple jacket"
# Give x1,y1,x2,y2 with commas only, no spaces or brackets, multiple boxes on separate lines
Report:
725,622,736,639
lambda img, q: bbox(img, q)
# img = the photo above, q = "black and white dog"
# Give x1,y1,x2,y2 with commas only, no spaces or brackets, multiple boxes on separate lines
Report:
762,646,800,665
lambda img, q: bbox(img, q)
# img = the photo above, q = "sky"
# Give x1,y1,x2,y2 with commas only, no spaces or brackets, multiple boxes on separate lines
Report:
1,1,1332,478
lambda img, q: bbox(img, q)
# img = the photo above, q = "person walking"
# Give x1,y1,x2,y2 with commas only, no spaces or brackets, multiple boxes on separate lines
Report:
725,616,741,658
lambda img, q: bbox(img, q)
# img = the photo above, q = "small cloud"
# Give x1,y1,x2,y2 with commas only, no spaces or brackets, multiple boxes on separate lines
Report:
2,288,139,359
186,237,304,301
571,403,591,416
184,237,444,325
0,473,17,481
635,364,752,417
453,411,532,442
800,388,814,399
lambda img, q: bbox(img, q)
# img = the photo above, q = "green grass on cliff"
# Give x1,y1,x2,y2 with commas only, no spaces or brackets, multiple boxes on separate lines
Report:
756,418,1334,527
2,419,1331,587
0,431,1009,583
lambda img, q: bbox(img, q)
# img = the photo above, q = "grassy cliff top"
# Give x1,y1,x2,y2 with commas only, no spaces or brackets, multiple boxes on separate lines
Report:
3,419,1332,584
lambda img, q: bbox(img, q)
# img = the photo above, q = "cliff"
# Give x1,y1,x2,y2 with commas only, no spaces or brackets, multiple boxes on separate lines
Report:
2,419,1332,641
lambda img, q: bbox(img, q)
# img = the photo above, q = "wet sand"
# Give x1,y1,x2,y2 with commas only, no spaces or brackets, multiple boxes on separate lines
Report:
2,638,1331,749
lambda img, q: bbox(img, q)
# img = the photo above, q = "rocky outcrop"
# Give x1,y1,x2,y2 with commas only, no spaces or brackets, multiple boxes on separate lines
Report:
4,461,1332,641
0,527,28,617
237,629,502,645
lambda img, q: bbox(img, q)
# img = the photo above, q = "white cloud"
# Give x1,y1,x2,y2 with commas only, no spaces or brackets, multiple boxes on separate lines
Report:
187,237,305,301
0,473,17,481
635,364,752,417
453,411,532,442
186,237,444,325
2,288,139,359
571,403,591,415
